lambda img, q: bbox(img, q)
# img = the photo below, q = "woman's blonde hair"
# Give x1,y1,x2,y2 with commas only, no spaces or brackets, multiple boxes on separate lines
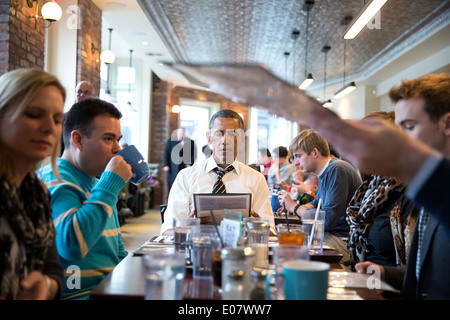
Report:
0,68,66,182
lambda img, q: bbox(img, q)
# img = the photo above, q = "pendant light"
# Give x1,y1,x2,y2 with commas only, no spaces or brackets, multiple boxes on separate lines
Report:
102,28,115,95
343,0,388,39
100,28,115,64
298,0,315,90
321,46,332,107
127,49,136,111
333,40,357,99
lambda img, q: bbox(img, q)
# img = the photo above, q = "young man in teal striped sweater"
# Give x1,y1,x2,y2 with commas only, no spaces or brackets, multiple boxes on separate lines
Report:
39,98,132,299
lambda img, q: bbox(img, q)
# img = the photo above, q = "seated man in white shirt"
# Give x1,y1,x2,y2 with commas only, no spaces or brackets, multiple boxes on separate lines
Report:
161,109,274,235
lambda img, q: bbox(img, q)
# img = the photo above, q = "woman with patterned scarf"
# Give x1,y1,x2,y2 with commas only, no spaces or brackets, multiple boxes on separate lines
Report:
346,175,420,268
0,69,65,299
345,112,420,269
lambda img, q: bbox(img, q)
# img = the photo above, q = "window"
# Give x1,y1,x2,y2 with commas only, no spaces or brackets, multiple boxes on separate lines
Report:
247,107,298,164
179,99,219,162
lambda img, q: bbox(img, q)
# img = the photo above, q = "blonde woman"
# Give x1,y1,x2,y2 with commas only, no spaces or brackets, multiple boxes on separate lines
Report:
0,68,65,299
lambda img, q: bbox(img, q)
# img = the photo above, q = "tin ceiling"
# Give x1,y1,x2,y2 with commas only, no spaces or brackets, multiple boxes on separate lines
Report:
137,0,450,92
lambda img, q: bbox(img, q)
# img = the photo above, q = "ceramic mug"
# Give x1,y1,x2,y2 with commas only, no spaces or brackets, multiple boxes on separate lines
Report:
116,145,150,185
266,260,329,300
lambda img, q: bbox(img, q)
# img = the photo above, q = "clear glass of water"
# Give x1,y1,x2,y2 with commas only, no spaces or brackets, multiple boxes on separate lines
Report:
301,209,325,254
142,252,186,300
191,225,221,281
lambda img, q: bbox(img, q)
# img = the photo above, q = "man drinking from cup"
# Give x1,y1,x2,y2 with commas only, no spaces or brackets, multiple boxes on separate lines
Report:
39,98,132,299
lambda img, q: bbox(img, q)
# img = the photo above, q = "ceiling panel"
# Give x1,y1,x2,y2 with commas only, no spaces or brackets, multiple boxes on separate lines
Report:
138,0,450,91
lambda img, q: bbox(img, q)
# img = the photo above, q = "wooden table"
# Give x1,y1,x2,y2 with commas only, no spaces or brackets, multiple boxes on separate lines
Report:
91,254,221,300
91,246,398,300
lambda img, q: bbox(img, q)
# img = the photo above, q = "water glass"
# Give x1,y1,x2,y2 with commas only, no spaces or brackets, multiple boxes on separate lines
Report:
301,209,325,254
173,217,200,263
142,252,186,300
271,244,310,299
191,225,221,280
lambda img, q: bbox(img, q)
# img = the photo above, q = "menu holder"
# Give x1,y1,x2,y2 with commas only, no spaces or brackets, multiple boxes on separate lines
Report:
193,193,251,225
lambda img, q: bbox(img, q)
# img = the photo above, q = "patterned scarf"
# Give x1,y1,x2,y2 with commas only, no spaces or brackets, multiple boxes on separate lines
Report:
0,173,55,299
346,175,403,264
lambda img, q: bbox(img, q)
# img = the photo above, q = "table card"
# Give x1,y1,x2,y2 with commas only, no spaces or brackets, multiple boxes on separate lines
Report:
221,209,243,248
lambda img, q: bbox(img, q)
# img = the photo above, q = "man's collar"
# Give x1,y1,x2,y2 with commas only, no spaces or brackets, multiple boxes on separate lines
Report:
206,156,239,174
318,158,332,177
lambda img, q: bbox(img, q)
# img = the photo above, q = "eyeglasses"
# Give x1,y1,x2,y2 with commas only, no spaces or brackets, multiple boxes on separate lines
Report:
76,90,92,95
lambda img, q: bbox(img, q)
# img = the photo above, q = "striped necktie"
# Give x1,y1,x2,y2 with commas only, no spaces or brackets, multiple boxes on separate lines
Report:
212,165,234,194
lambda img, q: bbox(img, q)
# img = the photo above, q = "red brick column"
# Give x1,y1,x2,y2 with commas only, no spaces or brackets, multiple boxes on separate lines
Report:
76,0,102,96
150,72,175,206
0,0,46,75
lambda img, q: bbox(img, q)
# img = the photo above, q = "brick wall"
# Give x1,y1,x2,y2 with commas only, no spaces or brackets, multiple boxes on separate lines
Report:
76,0,101,95
150,73,250,206
0,0,46,75
149,72,172,206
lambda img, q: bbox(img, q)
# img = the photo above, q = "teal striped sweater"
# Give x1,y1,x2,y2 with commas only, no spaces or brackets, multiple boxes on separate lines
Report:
39,158,128,299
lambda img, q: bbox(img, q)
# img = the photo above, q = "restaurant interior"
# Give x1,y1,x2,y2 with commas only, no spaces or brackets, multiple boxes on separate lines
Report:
1,0,449,302
3,0,448,206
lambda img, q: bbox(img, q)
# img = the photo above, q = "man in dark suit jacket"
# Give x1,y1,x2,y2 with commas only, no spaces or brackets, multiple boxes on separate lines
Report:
163,128,196,190
355,73,450,299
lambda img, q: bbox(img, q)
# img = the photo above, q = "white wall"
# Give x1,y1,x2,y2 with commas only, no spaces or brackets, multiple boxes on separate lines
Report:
45,0,79,111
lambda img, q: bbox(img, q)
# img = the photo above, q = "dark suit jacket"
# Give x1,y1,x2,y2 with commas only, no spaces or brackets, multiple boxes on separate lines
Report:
163,138,196,189
384,159,450,299
410,158,450,233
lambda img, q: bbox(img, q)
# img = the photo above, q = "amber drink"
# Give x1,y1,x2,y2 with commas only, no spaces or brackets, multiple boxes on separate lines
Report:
277,224,306,245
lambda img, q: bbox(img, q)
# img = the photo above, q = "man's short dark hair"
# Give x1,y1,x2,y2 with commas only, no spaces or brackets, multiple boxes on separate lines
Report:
63,98,122,149
209,109,245,130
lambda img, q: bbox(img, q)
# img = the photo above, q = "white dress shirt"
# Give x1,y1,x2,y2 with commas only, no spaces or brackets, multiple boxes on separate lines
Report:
161,156,274,235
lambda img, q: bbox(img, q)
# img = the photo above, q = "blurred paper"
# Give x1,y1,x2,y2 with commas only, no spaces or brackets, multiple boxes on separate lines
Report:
165,63,340,127
329,271,398,292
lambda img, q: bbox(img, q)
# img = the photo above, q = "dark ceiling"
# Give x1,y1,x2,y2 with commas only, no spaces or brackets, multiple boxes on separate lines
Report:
138,0,450,92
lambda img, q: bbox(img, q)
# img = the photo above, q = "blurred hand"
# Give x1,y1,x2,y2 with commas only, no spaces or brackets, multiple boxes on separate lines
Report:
188,210,196,218
163,166,170,172
355,261,385,281
292,181,311,195
278,191,296,213
18,271,49,300
280,180,289,189
250,211,260,218
309,116,433,184
105,155,133,182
